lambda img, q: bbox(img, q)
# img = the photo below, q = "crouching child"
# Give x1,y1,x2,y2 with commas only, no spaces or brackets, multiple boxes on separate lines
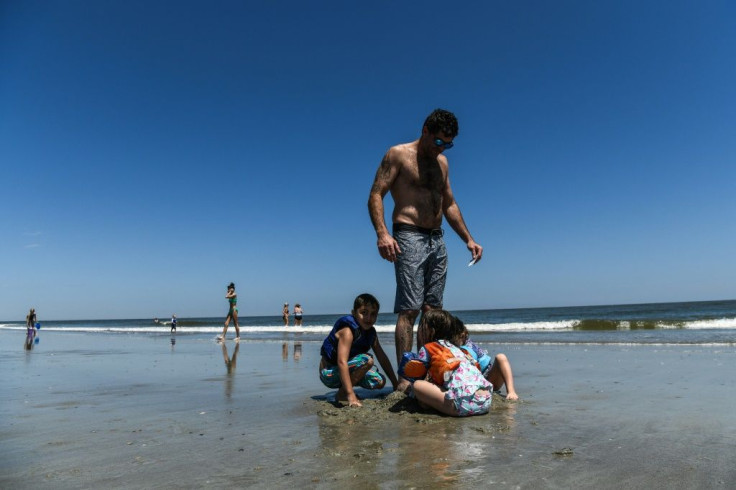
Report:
319,293,399,407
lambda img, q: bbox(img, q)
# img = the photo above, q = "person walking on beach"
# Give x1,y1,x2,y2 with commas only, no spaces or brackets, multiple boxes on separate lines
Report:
170,314,177,333
294,303,303,326
368,108,483,390
218,283,240,342
282,303,290,327
25,308,37,350
26,308,37,330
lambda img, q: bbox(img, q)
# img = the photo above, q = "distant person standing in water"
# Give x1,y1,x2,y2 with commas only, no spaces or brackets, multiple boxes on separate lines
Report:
282,303,290,327
170,314,177,333
25,308,37,350
26,308,37,329
218,283,240,342
368,108,483,392
294,303,303,326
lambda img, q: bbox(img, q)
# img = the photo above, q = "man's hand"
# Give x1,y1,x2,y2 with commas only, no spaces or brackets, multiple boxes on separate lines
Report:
377,233,401,262
467,240,483,263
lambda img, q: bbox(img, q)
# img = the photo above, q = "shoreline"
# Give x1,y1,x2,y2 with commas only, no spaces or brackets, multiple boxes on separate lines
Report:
1,331,734,488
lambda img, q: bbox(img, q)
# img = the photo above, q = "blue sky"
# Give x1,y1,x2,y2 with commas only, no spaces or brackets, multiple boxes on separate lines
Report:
2,1,735,320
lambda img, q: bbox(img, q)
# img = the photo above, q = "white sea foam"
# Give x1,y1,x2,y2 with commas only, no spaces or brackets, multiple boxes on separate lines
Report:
682,318,736,329
465,321,575,332
2,318,736,334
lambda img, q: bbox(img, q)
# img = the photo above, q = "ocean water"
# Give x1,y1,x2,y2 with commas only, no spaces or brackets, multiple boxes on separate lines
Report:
2,299,735,346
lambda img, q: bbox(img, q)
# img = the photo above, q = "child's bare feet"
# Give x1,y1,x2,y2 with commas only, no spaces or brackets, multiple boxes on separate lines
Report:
396,378,412,394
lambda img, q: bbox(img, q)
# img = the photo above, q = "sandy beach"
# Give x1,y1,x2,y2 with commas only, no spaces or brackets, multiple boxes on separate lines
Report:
1,330,734,489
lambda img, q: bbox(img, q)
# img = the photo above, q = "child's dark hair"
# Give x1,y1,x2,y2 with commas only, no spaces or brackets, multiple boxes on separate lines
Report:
420,310,457,343
451,316,469,347
423,108,459,137
353,293,380,311
227,282,235,289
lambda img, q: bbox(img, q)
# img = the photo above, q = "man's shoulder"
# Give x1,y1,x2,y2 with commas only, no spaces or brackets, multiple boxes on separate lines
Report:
385,141,418,161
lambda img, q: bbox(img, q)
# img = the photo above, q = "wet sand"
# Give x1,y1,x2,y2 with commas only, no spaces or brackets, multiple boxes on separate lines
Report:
1,331,735,488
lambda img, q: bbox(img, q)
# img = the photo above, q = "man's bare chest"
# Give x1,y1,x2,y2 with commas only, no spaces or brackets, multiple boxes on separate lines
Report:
398,160,445,193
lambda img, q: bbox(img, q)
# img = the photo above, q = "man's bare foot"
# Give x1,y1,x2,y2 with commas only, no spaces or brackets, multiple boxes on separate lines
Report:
234,337,240,343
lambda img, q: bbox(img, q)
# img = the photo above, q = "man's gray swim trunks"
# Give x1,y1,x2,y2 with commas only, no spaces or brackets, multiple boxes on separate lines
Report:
392,223,448,313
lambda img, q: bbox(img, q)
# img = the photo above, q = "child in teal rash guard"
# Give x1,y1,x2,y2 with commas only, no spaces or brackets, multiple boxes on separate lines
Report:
319,293,400,407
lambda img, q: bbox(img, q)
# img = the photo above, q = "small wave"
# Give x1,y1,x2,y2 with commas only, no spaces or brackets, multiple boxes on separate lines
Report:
682,318,736,329
2,317,736,334
569,318,736,331
570,319,673,330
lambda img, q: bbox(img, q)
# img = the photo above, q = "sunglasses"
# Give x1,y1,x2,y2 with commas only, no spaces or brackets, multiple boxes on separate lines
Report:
433,137,454,149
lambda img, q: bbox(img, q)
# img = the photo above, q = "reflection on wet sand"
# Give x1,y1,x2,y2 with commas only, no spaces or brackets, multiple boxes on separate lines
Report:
222,342,240,400
312,391,521,486
397,395,520,484
397,417,464,484
282,342,303,362
492,395,518,428
316,413,382,483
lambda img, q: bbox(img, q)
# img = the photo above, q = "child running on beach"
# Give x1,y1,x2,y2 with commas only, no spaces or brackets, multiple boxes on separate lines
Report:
457,318,519,401
409,310,496,417
319,293,399,407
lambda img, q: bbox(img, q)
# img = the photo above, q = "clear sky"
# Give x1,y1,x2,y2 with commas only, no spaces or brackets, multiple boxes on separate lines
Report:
2,1,735,320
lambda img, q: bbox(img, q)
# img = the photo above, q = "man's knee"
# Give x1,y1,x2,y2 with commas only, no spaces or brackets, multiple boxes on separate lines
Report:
421,304,437,313
397,310,420,325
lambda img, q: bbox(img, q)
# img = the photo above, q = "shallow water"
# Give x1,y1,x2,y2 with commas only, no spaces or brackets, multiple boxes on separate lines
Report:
2,331,735,488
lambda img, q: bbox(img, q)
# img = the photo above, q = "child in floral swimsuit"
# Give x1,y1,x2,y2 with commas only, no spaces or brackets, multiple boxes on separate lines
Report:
411,310,494,417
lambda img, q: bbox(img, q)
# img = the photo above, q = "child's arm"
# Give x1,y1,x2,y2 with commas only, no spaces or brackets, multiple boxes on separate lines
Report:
335,328,361,407
372,338,400,390
466,339,492,373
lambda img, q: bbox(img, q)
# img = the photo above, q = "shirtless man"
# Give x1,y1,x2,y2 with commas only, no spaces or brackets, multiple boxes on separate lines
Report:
368,109,483,391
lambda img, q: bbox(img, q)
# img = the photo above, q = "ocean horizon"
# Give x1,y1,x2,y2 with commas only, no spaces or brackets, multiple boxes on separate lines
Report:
4,299,735,346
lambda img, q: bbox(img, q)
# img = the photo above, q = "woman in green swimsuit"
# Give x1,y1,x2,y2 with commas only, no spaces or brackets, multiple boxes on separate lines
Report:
218,282,241,342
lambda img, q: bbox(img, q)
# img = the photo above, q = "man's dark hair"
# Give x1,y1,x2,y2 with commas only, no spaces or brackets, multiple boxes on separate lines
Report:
354,293,380,312
423,109,459,137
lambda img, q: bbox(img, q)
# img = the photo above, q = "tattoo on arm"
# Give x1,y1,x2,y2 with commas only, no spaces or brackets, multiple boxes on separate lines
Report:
371,155,393,195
